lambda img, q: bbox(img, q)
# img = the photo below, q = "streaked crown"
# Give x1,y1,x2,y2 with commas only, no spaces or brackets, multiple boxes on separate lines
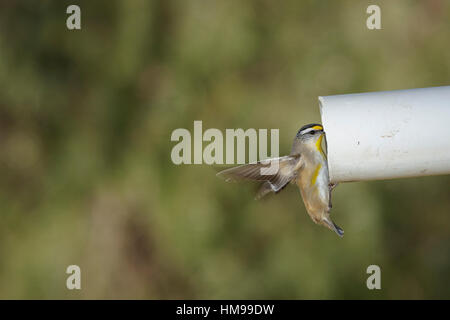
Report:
296,123,323,137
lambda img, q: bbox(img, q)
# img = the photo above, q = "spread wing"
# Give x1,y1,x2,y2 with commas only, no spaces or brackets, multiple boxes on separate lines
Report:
216,155,302,199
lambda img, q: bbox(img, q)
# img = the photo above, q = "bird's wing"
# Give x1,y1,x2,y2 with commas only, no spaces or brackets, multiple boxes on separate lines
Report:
217,155,302,199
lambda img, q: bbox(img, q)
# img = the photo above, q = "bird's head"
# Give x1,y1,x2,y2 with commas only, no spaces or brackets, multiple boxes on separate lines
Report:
296,123,324,143
291,123,325,155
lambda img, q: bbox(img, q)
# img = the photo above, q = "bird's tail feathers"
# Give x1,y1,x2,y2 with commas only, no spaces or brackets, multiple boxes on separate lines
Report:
322,217,344,237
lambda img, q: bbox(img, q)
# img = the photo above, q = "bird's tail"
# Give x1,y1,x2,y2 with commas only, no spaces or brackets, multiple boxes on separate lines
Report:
322,217,344,237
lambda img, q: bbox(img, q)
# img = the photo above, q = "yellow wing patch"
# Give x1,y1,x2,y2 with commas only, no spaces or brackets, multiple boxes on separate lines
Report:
311,163,322,185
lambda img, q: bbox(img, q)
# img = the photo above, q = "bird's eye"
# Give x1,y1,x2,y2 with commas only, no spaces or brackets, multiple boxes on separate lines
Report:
309,130,315,135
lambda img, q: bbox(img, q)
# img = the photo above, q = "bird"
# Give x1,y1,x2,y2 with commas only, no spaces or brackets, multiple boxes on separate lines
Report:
216,123,344,237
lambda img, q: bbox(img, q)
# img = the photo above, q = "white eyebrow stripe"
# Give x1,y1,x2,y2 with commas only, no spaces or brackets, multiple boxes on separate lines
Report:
300,127,315,135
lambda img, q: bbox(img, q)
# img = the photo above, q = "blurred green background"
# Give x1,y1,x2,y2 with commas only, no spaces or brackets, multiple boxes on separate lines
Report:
0,0,449,299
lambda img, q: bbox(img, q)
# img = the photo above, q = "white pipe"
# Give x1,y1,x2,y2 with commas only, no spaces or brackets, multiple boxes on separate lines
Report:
319,86,450,183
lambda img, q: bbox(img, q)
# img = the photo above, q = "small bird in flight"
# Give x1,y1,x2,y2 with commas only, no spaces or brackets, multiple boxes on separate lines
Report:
217,123,343,237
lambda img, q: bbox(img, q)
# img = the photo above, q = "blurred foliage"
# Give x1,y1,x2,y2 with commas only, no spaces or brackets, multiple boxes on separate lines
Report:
0,0,449,299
